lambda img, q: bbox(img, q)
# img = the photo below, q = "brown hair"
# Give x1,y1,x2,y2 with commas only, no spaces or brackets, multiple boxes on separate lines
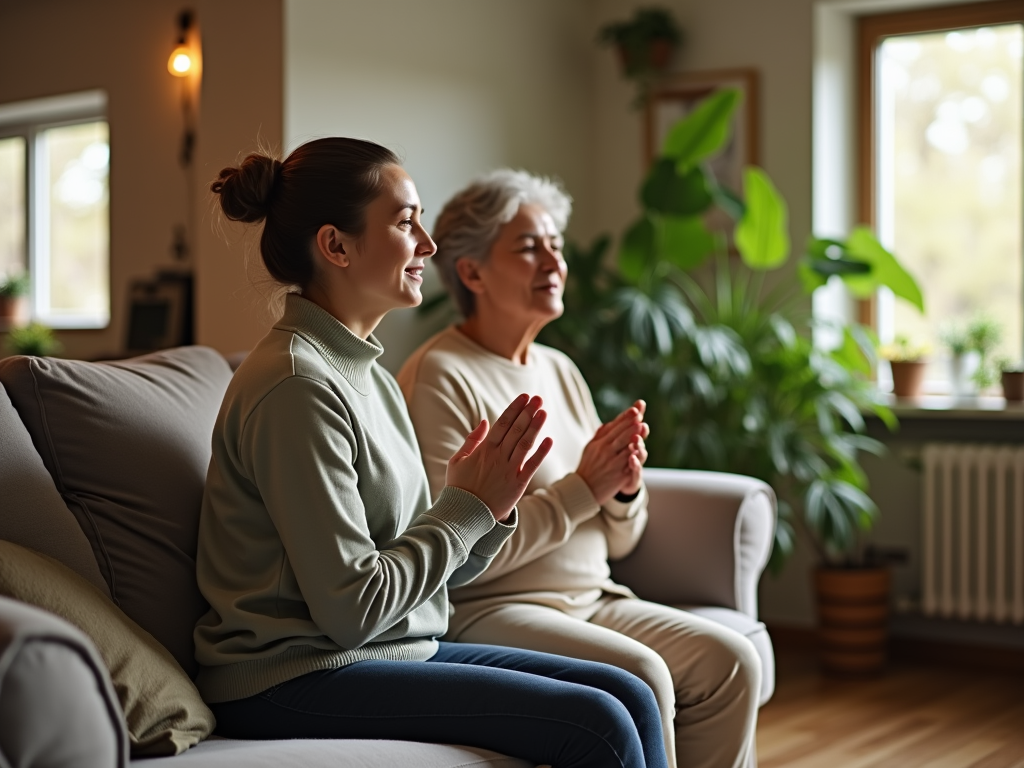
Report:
211,138,400,287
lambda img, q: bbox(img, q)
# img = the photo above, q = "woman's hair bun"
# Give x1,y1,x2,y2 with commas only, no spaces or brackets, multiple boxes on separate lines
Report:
211,153,282,223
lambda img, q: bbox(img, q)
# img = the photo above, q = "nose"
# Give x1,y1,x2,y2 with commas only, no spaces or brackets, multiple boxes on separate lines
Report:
540,240,563,271
417,225,437,259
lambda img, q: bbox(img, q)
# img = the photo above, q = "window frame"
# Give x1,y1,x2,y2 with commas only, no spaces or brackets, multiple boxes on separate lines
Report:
856,0,1024,331
0,90,110,330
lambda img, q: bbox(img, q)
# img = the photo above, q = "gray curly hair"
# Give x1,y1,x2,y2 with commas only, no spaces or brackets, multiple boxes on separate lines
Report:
432,169,572,318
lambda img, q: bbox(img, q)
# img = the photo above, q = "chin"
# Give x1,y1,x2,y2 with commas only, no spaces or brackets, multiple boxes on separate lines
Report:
538,301,564,320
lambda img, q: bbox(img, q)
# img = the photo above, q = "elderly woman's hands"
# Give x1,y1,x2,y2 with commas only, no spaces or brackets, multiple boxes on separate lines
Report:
576,401,650,505
446,394,554,523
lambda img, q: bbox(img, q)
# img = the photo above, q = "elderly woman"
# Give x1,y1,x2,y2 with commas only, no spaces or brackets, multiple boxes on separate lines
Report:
397,170,762,768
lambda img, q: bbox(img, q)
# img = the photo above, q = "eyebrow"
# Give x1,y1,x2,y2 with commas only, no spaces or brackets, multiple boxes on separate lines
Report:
396,202,421,214
515,233,562,241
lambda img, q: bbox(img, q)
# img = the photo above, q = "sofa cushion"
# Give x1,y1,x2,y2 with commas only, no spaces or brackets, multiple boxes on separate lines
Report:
0,541,216,757
0,347,232,678
0,383,109,596
131,738,533,767
0,595,128,768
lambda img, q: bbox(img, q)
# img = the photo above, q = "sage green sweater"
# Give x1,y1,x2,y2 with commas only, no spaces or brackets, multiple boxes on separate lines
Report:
194,295,515,703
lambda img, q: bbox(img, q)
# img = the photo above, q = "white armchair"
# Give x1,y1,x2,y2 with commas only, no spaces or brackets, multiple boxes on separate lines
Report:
611,468,777,705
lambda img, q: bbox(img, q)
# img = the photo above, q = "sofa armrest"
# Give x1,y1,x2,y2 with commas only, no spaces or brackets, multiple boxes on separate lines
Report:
609,469,776,620
0,596,128,768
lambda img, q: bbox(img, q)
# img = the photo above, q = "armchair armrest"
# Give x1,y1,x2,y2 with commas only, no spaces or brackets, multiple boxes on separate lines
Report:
609,468,776,620
0,596,128,768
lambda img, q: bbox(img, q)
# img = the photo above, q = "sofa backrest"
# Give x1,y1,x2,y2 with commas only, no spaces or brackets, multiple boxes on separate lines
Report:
0,347,232,678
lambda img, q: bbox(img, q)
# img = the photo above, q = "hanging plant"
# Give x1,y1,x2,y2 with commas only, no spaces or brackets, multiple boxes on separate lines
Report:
599,8,683,106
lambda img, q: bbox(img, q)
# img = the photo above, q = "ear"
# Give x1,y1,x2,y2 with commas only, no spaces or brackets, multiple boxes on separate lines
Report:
314,224,351,268
455,258,487,296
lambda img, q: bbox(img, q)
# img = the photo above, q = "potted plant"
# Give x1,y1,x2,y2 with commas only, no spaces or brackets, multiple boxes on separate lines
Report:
999,359,1024,403
940,323,975,397
5,322,61,357
531,88,924,675
0,271,30,326
966,315,1002,393
880,335,929,399
598,8,682,106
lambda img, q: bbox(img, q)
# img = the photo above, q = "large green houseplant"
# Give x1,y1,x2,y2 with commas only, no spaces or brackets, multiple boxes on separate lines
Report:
541,89,924,575
538,90,925,672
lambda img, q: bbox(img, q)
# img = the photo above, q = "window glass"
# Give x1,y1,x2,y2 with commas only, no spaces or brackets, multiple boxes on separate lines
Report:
42,121,109,321
877,24,1023,380
0,135,25,280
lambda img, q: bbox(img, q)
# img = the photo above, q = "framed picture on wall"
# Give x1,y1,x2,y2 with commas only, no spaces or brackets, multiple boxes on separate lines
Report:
645,68,760,195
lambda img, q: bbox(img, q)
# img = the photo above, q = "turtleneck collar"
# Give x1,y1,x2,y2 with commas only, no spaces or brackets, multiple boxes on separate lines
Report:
274,293,383,394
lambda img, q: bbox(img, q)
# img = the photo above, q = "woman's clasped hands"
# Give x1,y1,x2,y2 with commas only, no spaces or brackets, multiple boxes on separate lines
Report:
446,394,553,522
576,400,650,505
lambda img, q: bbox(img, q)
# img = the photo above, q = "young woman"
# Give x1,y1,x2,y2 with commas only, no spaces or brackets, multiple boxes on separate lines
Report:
192,137,669,768
397,170,762,768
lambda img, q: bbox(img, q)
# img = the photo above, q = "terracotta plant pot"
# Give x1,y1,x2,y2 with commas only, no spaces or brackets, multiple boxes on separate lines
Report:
1001,371,1024,402
814,566,891,675
889,360,926,399
0,295,27,327
615,37,676,75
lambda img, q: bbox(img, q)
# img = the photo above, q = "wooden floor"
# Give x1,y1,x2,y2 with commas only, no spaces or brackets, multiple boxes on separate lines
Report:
756,649,1024,767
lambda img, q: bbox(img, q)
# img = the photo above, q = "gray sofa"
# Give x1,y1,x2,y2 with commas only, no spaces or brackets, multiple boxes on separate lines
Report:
0,346,776,768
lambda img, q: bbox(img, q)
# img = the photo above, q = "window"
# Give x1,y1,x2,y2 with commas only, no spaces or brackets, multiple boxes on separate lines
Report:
0,91,109,329
859,2,1023,391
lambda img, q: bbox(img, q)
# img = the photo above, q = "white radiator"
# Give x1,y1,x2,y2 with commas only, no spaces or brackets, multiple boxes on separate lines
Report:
922,444,1024,624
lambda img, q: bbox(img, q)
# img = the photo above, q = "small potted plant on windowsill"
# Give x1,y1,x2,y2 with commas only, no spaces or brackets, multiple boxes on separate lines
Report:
598,8,682,106
966,315,1002,394
880,335,929,399
0,272,30,328
5,322,61,357
940,323,975,397
999,359,1024,403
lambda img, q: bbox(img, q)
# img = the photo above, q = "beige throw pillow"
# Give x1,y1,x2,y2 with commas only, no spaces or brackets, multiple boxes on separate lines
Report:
0,541,215,757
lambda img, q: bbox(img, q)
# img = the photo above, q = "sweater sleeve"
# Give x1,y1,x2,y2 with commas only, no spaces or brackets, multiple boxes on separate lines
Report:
600,486,649,561
568,361,650,562
239,375,496,650
408,379,602,586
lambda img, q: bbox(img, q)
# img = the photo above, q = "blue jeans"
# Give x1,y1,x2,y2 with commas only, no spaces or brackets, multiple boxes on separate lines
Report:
211,642,668,768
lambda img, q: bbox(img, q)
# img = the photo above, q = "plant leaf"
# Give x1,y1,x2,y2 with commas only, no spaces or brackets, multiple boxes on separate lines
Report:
805,256,872,277
841,226,925,313
662,88,742,172
641,159,714,216
656,214,716,270
831,326,871,375
734,167,789,270
619,216,656,283
798,261,828,293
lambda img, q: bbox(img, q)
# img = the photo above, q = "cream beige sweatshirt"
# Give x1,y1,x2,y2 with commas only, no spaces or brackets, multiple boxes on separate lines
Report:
397,326,647,639
194,297,515,703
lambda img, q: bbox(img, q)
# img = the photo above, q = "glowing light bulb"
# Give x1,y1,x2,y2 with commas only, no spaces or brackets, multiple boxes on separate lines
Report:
168,45,193,76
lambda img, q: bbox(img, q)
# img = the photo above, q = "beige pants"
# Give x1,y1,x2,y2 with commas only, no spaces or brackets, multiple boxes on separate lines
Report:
456,598,761,768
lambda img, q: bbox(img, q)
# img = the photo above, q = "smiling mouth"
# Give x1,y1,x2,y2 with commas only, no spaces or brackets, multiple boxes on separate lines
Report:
405,266,424,282
534,284,560,292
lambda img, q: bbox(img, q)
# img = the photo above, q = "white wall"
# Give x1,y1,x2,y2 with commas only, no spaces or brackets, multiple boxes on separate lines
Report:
284,0,596,370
